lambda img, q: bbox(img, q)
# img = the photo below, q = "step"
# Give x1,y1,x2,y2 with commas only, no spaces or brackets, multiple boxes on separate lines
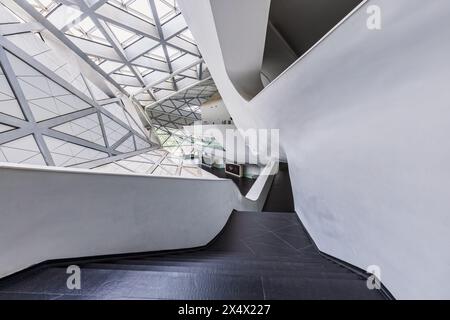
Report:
106,258,351,275
81,263,362,280
120,255,325,266
133,253,324,264
0,267,265,300
0,266,379,300
64,267,377,300
158,248,320,261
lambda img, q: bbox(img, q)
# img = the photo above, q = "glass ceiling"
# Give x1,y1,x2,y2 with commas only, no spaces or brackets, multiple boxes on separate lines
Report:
8,0,219,149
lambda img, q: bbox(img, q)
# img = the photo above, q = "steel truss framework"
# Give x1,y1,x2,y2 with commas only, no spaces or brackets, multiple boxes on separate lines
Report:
144,77,217,157
148,78,217,131
1,0,221,156
8,0,216,125
0,29,156,167
90,148,214,179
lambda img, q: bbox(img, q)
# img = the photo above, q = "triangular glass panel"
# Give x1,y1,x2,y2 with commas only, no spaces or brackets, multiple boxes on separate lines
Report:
43,135,108,167
6,52,92,121
52,113,106,146
0,135,46,165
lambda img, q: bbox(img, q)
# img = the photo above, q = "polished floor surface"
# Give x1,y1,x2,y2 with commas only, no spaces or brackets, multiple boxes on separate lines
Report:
0,212,384,300
263,163,295,212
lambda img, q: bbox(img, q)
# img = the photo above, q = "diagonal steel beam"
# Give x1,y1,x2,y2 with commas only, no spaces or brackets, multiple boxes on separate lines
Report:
42,128,112,154
69,1,157,102
149,110,199,122
0,44,55,165
0,127,34,145
145,76,212,109
0,113,30,128
14,0,128,97
70,146,156,169
111,131,134,150
37,108,97,129
148,0,178,92
58,0,109,33
133,58,203,97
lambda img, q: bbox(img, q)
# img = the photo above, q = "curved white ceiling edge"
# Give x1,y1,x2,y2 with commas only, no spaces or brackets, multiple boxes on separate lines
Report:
209,0,270,101
177,0,272,162
178,0,450,299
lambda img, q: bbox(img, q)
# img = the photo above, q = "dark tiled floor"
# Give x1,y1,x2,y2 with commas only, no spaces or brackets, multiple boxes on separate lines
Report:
201,165,256,195
263,163,295,212
0,212,384,300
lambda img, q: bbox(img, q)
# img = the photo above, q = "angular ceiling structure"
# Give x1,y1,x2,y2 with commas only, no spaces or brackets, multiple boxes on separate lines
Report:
0,2,157,168
0,0,221,172
0,32,154,167
147,77,219,157
148,78,216,131
7,0,219,140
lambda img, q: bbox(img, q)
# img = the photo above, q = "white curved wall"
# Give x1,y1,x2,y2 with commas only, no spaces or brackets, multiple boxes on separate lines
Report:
0,164,237,278
0,162,273,278
209,0,271,100
179,0,450,299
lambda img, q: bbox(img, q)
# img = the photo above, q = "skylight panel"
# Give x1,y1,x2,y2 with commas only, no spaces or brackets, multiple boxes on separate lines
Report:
166,45,180,58
117,65,134,76
78,17,96,33
108,0,155,23
89,55,106,65
89,28,110,45
108,23,137,45
137,66,153,76
26,0,59,16
0,3,24,23
148,45,166,61
66,18,110,46
128,0,154,22
178,29,195,44
18,0,211,133
123,85,142,95
66,26,84,38
155,0,177,23
47,4,83,29
99,60,124,74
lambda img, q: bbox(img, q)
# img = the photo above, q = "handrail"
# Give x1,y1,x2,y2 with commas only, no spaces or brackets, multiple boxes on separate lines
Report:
245,161,278,202
0,162,238,278
0,160,277,208
0,162,221,182
0,159,278,278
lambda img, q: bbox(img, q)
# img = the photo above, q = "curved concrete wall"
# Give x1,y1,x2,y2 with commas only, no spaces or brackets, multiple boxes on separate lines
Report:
178,0,450,299
210,0,271,100
0,165,228,278
0,162,274,278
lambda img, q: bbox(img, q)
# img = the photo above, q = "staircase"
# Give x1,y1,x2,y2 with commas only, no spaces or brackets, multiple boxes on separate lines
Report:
0,211,385,300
